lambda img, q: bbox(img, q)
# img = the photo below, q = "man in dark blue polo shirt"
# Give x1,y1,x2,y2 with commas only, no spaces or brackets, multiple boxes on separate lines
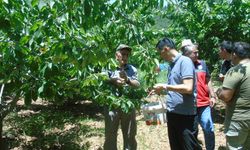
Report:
153,37,201,150
104,44,140,150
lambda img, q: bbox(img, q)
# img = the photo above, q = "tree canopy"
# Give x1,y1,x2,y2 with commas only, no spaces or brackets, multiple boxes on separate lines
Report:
0,0,249,110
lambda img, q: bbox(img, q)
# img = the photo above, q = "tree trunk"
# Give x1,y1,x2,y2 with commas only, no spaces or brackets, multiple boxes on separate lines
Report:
0,118,3,150
0,116,9,150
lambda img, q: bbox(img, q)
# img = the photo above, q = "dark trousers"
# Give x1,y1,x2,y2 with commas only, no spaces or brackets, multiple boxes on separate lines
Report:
104,108,137,150
167,112,202,150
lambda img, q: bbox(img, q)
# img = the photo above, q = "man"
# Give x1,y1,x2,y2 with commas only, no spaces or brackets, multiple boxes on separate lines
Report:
153,37,201,150
181,41,216,150
216,42,250,149
104,44,140,150
218,40,233,81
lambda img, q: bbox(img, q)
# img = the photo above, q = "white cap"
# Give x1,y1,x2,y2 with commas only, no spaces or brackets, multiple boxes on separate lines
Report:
181,39,193,48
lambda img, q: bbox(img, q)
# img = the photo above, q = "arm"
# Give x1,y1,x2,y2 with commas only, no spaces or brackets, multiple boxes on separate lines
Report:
216,87,235,103
166,78,193,94
218,73,225,82
127,78,140,87
119,68,140,88
153,78,194,95
207,78,216,107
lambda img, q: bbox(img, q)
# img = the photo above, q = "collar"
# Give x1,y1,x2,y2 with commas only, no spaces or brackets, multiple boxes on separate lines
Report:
170,53,181,67
117,64,129,70
194,60,201,65
172,53,182,64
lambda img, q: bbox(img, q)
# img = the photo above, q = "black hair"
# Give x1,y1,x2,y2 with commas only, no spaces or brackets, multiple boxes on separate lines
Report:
219,40,233,53
156,37,176,50
233,42,250,59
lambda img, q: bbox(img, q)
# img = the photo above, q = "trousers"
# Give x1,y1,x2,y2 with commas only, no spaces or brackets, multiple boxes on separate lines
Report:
104,108,137,150
167,112,202,150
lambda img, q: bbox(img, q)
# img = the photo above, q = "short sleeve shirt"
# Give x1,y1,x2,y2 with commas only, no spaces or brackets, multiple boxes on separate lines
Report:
223,62,250,130
109,64,138,81
167,54,197,115
108,64,138,96
220,60,232,75
195,60,210,107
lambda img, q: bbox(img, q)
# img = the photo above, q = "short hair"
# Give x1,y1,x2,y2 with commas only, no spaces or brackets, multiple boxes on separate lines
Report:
156,37,176,50
219,40,233,53
181,44,197,56
232,42,250,59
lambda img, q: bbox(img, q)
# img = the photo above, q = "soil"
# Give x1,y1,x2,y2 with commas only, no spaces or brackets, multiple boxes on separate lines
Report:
87,101,227,150
3,99,227,150
75,99,227,150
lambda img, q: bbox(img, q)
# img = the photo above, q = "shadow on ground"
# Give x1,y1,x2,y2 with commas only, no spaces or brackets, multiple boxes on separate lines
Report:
3,100,105,150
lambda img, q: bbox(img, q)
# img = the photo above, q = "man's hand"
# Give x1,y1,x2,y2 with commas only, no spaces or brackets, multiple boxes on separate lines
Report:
152,83,167,95
218,74,225,82
109,77,126,87
210,97,216,107
119,70,128,81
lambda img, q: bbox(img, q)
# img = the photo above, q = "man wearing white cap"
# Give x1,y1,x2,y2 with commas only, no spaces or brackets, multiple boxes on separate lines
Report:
181,40,216,150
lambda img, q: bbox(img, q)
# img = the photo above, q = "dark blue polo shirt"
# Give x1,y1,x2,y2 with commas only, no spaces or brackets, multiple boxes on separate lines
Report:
108,64,138,81
167,54,197,115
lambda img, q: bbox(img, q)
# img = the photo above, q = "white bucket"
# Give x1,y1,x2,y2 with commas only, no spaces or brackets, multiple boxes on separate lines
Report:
141,100,167,125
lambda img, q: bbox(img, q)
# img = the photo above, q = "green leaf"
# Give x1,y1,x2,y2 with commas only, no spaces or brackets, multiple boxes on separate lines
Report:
48,63,52,69
19,36,30,45
3,0,8,4
31,0,38,7
38,0,47,10
38,84,44,95
154,58,159,66
30,21,43,32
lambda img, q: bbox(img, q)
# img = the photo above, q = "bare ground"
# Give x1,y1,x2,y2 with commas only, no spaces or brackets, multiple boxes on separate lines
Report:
85,107,226,150
75,99,227,150
3,99,227,150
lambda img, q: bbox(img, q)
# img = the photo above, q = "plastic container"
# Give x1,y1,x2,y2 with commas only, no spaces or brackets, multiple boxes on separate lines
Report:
141,101,167,125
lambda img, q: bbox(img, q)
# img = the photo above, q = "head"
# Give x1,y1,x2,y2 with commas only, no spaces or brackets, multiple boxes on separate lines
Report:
181,39,193,48
181,44,199,62
155,37,176,62
231,42,250,65
219,40,233,60
115,44,132,66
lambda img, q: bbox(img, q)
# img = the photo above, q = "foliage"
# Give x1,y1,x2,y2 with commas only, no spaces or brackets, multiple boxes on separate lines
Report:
161,0,250,70
1,0,248,148
0,0,164,111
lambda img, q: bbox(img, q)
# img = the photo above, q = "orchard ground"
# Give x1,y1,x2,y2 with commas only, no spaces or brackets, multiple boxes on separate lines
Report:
3,97,227,150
